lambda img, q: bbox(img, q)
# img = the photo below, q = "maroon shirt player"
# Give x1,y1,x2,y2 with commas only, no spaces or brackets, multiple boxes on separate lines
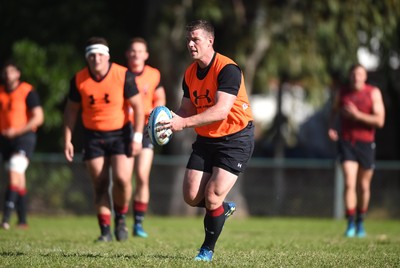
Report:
328,64,385,238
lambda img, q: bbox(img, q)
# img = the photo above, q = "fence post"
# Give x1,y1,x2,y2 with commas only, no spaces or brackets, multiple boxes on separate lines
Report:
333,161,344,219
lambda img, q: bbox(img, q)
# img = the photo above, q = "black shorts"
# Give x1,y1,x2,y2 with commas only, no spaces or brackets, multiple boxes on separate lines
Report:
142,126,154,149
186,121,255,176
338,139,376,169
82,123,133,161
0,132,37,161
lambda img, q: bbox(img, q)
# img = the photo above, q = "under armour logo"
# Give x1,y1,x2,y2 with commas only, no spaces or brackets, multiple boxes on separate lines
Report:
193,90,212,105
88,94,111,105
237,163,242,168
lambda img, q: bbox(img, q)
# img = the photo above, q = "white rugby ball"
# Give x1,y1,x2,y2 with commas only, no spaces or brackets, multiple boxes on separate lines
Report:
148,106,173,146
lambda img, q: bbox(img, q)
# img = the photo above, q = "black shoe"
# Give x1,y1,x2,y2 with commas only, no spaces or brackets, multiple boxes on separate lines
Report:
114,219,128,241
96,233,113,242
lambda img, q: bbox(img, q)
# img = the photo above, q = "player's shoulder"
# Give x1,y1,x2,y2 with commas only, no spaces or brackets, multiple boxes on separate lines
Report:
143,65,161,76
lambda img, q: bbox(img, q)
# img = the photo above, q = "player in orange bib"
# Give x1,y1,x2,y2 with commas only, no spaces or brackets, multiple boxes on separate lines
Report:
159,20,254,262
0,60,44,230
125,37,166,238
63,37,145,242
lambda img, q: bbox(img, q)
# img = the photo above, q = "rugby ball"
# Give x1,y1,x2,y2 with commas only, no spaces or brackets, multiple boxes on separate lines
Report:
148,106,173,146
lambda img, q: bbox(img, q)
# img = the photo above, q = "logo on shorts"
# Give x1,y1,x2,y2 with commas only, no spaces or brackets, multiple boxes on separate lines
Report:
237,163,242,168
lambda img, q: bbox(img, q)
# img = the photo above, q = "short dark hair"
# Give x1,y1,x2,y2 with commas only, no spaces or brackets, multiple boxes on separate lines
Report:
2,59,20,72
349,63,366,74
185,20,214,38
127,37,148,51
85,37,109,47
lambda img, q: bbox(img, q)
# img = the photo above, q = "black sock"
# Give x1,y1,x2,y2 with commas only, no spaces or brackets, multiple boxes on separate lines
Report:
2,188,18,223
114,213,126,226
100,224,111,236
356,210,366,225
16,191,28,224
134,211,145,226
201,204,227,252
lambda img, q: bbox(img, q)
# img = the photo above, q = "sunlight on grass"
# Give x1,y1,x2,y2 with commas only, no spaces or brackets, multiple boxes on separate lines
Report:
0,216,399,267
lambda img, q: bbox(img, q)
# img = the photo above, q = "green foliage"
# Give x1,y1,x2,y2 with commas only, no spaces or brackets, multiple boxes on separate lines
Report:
2,0,400,153
0,217,399,267
11,40,83,151
27,163,74,213
12,40,82,129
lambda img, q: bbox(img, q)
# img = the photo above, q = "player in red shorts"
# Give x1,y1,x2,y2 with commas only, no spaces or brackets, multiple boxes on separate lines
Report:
328,64,385,237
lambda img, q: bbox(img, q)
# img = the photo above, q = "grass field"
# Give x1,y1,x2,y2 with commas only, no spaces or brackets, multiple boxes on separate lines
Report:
0,216,399,267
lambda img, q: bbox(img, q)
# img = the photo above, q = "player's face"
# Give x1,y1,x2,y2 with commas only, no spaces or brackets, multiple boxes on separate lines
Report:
126,42,149,68
186,29,213,62
86,53,110,75
350,66,367,90
2,65,21,88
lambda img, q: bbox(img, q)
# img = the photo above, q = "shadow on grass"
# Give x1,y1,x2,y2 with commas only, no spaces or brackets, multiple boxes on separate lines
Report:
39,252,186,260
0,251,25,256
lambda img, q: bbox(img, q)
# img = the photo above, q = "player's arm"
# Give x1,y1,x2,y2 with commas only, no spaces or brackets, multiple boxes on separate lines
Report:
125,71,144,155
25,106,44,133
1,91,44,138
351,87,385,128
63,100,80,162
170,64,239,131
328,90,340,141
63,78,81,162
153,85,166,107
182,91,236,129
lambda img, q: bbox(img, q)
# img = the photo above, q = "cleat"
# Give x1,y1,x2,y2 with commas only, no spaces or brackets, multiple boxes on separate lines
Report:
356,223,366,238
344,223,356,238
96,233,113,242
1,222,10,230
133,223,148,238
16,223,29,230
194,247,213,262
114,219,129,241
224,202,236,219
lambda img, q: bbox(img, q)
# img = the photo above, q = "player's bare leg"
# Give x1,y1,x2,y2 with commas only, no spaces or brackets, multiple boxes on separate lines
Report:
132,148,153,237
355,168,373,237
111,154,134,241
86,157,113,242
342,161,358,237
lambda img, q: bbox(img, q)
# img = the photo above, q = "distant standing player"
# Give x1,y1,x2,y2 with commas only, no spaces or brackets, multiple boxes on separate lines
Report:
125,37,166,238
328,64,385,238
0,60,44,230
63,37,144,242
159,20,254,261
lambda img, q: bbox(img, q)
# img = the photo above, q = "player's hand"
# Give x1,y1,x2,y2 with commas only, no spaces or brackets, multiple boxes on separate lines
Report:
342,102,359,120
64,142,74,162
1,128,20,139
131,140,143,156
158,111,186,134
328,128,338,141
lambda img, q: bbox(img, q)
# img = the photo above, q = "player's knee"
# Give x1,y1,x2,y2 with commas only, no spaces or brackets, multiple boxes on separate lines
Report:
8,154,29,174
183,194,199,207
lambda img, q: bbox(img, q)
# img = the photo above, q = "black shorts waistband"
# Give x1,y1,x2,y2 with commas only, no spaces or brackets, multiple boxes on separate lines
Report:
197,121,254,142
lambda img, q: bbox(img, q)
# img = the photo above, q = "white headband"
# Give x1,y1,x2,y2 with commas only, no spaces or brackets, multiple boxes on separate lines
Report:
85,44,110,58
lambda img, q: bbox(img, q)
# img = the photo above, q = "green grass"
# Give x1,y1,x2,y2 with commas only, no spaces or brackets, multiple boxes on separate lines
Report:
0,216,399,267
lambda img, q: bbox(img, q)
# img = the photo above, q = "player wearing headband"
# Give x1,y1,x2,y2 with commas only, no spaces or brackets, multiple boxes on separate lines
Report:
63,37,145,242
